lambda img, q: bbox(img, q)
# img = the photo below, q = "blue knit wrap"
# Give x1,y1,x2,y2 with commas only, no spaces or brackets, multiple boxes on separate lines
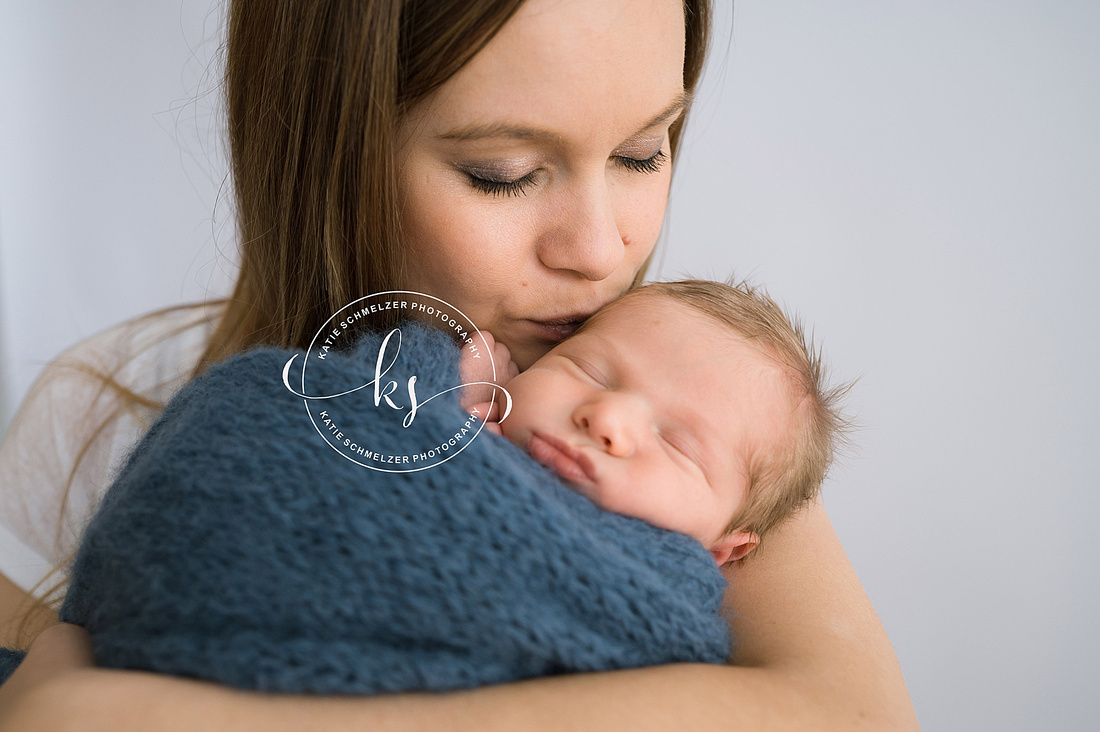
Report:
1,323,729,692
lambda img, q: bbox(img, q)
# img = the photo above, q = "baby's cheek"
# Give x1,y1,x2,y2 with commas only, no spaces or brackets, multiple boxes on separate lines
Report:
496,404,527,446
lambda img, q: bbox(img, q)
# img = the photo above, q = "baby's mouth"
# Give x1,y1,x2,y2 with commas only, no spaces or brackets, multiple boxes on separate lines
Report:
526,432,596,485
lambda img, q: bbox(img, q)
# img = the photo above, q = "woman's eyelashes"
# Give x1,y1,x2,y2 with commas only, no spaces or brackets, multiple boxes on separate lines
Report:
462,149,668,198
615,149,667,175
466,171,537,197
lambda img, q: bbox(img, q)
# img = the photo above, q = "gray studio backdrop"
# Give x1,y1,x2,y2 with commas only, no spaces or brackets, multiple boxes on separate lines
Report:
1,2,1097,730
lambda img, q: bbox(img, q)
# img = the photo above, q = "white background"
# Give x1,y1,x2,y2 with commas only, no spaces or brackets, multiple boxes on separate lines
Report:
1,1,1097,729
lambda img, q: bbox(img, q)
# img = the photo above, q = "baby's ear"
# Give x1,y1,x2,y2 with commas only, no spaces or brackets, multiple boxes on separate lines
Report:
709,531,759,565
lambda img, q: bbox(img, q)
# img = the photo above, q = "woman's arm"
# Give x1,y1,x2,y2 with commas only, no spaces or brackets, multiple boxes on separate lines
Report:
722,498,918,728
0,573,55,649
0,499,917,732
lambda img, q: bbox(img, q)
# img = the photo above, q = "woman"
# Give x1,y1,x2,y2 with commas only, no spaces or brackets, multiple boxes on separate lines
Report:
0,0,917,728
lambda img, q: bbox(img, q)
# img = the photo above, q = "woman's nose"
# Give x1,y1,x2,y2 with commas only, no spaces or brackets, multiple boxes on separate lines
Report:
572,394,647,457
537,181,625,281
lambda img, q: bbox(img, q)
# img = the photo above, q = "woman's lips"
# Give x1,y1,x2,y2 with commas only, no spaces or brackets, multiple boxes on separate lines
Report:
526,311,598,342
527,319,583,341
527,432,597,485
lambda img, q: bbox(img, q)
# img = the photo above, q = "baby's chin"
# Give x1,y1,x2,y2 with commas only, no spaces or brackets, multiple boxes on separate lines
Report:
496,419,523,449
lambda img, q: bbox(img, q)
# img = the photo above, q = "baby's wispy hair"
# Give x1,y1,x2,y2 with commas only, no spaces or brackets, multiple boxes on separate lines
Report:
612,278,855,545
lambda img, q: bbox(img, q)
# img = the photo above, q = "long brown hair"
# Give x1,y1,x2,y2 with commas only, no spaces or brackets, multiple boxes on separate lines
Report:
13,0,712,645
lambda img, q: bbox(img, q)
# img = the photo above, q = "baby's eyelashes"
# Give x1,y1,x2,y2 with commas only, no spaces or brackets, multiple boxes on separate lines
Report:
657,430,703,470
565,355,608,387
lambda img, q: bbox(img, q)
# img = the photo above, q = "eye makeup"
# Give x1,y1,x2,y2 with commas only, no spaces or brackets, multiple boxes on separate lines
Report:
459,146,669,198
456,160,541,197
466,172,538,197
616,149,667,175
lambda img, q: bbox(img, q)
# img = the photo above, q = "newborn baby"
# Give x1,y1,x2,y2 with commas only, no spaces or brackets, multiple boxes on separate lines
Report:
468,279,845,563
0,280,845,695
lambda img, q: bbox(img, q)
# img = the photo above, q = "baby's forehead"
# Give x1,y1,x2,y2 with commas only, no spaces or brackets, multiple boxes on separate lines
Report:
585,292,756,356
583,294,800,403
584,290,724,335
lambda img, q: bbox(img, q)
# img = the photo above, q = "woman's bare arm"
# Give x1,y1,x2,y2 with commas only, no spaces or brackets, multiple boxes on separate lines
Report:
0,573,55,649
723,498,918,728
0,500,917,732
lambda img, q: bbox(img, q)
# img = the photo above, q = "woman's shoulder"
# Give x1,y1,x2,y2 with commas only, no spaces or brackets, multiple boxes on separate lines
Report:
0,303,224,574
22,302,224,428
53,303,223,393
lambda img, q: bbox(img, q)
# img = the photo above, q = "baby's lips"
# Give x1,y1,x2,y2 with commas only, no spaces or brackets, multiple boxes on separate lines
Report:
527,432,597,485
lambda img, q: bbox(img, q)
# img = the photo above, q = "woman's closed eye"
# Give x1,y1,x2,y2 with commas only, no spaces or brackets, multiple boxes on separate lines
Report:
465,170,538,198
615,149,667,175
464,149,668,198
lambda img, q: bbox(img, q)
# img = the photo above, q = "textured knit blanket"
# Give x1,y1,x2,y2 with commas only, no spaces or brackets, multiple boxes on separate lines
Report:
0,322,729,693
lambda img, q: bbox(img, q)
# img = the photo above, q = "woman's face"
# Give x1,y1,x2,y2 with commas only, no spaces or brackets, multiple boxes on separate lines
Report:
396,0,687,370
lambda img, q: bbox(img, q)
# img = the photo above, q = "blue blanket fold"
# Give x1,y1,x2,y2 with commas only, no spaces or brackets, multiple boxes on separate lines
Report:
1,322,729,692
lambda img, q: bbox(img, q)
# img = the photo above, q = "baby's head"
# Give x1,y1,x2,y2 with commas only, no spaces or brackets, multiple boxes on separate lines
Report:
500,279,848,564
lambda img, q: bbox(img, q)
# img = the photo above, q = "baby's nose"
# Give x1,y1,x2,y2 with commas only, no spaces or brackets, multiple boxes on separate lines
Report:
572,395,647,457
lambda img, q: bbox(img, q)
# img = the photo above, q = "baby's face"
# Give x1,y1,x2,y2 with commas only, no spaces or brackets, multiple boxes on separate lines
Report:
500,294,797,564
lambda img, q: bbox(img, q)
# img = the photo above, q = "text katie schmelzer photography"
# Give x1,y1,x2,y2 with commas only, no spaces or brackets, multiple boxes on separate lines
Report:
280,291,510,473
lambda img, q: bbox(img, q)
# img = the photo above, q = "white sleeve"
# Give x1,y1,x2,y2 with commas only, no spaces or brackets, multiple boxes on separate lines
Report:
0,306,216,594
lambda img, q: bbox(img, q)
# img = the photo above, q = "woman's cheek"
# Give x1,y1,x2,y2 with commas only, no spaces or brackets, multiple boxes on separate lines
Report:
463,203,535,269
400,167,461,261
419,189,508,269
618,179,670,255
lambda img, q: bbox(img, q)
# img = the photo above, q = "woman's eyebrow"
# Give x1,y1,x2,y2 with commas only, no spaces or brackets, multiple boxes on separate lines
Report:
436,91,692,143
438,122,564,144
638,90,691,133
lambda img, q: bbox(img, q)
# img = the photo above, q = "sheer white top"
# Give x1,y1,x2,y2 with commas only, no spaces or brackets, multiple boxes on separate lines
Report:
0,305,220,593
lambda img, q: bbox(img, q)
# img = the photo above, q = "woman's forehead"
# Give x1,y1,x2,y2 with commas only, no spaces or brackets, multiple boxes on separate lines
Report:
407,0,686,143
